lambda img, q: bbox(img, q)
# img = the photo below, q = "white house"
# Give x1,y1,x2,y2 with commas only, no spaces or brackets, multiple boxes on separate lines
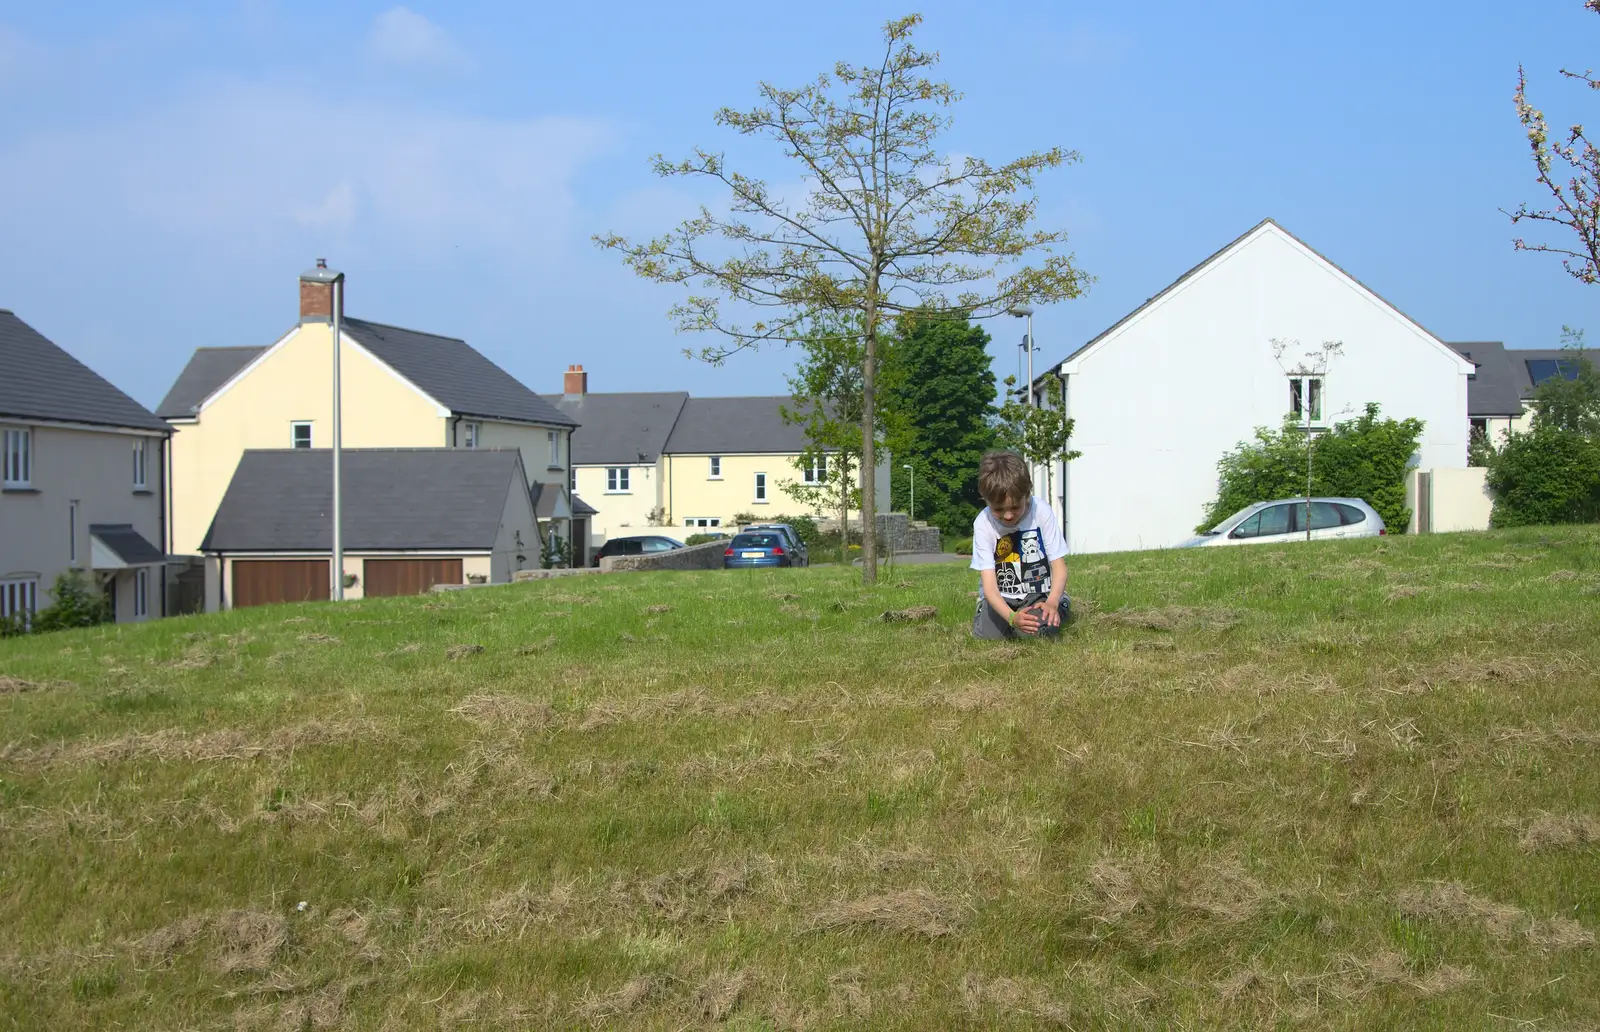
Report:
1037,219,1474,555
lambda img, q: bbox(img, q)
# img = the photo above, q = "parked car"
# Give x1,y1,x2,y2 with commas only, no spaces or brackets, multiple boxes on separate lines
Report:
591,535,684,566
1177,498,1386,548
740,523,809,566
723,531,794,568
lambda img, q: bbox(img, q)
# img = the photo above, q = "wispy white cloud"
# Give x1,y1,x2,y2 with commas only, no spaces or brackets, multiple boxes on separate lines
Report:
365,6,471,74
0,78,618,261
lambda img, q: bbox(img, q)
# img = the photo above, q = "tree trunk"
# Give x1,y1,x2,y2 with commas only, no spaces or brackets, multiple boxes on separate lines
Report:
860,280,880,584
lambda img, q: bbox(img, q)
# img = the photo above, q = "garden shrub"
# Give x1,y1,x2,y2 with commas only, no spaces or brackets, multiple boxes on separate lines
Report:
30,570,112,634
1485,426,1600,527
1198,403,1424,532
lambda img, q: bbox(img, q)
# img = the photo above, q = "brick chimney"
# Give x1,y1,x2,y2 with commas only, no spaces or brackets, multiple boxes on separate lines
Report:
298,259,338,323
563,364,588,397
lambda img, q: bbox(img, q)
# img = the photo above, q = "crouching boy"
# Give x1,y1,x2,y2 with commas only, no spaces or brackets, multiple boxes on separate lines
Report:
971,450,1070,639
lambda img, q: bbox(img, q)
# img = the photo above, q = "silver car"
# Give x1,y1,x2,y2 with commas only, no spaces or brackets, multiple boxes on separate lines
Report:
1177,497,1386,548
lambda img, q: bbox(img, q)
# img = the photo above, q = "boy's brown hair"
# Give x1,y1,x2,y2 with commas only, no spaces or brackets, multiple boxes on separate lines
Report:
978,451,1032,505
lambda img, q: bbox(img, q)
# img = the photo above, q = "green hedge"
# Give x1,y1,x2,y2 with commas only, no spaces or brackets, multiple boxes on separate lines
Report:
1486,426,1600,527
1198,404,1424,533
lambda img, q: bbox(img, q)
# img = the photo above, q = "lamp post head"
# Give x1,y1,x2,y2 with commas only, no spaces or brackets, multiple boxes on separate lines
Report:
1009,306,1034,318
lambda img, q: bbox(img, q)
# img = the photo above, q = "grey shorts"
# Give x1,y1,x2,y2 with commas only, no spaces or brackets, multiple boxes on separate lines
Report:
973,593,1071,640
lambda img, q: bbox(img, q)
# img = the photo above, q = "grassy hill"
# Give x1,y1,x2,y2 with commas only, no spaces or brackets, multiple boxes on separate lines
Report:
2,527,1599,1030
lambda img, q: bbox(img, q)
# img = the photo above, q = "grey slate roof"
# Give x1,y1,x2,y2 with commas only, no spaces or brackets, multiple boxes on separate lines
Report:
201,448,526,552
1449,341,1526,417
1044,218,1454,380
157,346,266,419
1507,348,1597,397
89,524,165,566
663,396,809,455
342,318,575,427
571,493,598,517
545,391,689,464
0,310,171,432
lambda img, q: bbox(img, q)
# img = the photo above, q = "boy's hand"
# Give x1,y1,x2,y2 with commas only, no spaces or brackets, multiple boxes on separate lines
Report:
1040,602,1062,629
1015,606,1044,634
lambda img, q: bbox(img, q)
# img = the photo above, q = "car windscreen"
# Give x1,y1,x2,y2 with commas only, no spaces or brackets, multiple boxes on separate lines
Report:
1206,504,1261,534
731,534,781,549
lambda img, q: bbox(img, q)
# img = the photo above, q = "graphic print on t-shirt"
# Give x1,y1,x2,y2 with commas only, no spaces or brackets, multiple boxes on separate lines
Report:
993,527,1052,598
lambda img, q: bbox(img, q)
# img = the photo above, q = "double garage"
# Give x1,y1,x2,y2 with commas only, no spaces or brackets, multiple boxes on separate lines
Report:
228,557,466,608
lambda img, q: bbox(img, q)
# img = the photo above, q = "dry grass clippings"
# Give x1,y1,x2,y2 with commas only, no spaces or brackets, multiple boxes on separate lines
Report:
297,633,340,645
809,889,962,938
578,974,668,1021
514,636,560,656
1100,606,1241,632
1398,881,1595,949
881,606,938,623
449,694,554,734
644,604,674,614
960,974,1078,1027
445,644,485,660
1518,813,1600,852
132,909,288,974
10,720,375,769
692,970,751,1021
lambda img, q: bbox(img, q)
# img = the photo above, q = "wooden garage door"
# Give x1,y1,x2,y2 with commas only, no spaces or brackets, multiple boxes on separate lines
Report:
363,558,464,597
232,560,330,608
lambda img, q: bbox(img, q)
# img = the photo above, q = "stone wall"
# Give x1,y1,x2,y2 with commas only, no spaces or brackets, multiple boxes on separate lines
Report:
601,539,729,573
875,512,941,553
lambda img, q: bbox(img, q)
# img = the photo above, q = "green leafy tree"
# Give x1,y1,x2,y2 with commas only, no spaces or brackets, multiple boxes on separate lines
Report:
596,15,1087,582
1199,404,1425,533
880,311,997,536
1528,327,1600,436
780,316,870,564
1483,327,1600,526
995,372,1081,496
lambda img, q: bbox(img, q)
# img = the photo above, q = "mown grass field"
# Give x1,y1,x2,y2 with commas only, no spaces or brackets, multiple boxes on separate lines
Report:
2,527,1599,1030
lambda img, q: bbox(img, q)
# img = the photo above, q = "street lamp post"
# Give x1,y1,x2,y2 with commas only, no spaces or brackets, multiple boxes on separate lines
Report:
901,463,914,521
1010,306,1036,406
301,260,346,600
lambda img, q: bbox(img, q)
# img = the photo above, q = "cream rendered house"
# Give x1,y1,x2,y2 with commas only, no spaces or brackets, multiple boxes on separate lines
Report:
1,310,170,626
160,268,578,560
549,368,874,550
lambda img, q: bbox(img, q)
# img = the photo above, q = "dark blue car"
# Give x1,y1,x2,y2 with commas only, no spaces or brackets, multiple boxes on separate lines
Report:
723,531,792,568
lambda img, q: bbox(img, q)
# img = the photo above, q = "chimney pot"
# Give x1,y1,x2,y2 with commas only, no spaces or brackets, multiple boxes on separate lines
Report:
564,364,588,397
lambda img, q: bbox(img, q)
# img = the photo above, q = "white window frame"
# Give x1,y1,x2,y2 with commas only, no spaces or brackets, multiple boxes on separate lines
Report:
683,517,721,528
134,568,149,619
547,430,561,467
1,578,38,630
1288,375,1326,427
68,500,78,565
462,421,481,449
754,471,768,503
802,454,828,485
606,467,631,493
3,427,31,488
291,421,313,448
708,456,722,479
132,437,147,490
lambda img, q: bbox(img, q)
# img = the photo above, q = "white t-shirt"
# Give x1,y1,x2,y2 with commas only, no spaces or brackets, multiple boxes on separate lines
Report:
970,497,1069,601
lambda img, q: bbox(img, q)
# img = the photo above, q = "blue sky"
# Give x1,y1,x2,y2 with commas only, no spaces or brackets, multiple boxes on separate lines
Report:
1,1,1596,410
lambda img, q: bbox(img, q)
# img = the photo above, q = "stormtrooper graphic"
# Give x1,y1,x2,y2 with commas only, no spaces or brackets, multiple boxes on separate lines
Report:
993,527,1052,600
